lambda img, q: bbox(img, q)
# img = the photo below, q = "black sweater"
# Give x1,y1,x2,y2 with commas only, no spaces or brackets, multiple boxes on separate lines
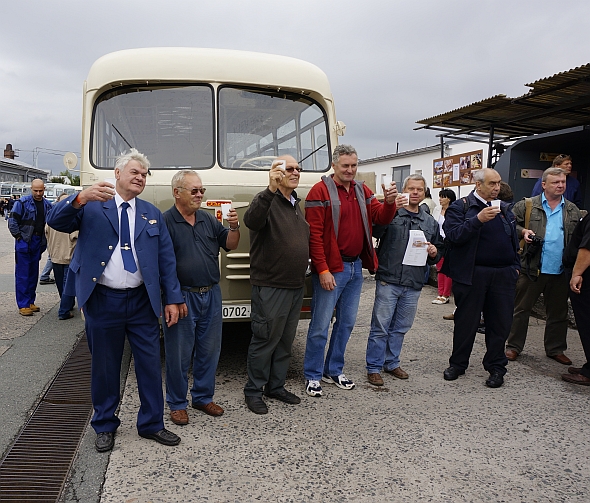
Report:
244,188,310,289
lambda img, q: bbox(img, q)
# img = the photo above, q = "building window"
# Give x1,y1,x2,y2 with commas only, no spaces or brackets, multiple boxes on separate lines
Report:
392,165,411,187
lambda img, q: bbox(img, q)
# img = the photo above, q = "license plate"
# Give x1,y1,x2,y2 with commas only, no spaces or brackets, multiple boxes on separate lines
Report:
222,304,251,319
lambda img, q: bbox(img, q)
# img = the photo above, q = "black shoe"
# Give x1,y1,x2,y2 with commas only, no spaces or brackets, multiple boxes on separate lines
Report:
139,428,181,446
39,278,55,285
485,372,504,388
443,366,465,381
264,388,301,405
95,431,115,452
245,395,268,414
58,312,74,320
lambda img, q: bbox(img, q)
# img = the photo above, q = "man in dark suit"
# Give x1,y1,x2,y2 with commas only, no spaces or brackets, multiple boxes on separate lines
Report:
441,168,520,388
47,149,186,452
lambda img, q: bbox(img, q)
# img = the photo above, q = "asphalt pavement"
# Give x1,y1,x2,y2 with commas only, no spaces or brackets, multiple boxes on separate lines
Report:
1,219,589,502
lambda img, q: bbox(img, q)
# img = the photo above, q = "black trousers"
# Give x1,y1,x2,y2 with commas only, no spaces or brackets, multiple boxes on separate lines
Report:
568,275,590,379
450,265,518,375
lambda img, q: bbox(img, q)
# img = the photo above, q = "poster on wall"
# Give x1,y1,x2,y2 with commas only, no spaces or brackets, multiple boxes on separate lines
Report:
432,150,483,188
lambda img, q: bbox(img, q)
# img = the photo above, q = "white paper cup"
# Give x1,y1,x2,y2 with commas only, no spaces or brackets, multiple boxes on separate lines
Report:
221,203,232,220
275,160,286,171
104,177,116,187
491,200,501,208
399,194,409,206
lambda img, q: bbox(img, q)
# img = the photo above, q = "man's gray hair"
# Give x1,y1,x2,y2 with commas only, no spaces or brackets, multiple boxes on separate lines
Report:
115,148,150,172
332,144,357,164
171,169,201,190
542,167,566,182
402,174,427,191
472,169,486,183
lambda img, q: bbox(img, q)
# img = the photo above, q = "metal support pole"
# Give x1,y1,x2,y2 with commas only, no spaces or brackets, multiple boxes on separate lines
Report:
487,126,494,168
440,136,444,158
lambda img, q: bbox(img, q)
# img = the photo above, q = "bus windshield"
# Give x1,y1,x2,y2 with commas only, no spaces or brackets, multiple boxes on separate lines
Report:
91,84,330,172
218,87,329,171
92,85,214,170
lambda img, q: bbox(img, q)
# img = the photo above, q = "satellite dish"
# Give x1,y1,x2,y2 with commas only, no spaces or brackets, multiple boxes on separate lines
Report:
63,152,78,170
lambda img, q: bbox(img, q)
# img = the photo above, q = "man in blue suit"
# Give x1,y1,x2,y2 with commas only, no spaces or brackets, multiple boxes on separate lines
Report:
47,149,187,452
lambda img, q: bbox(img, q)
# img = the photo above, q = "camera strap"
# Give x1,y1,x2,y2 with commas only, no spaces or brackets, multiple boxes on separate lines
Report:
518,197,533,254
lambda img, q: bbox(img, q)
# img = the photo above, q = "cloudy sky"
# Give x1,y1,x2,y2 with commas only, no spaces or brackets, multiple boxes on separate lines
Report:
2,0,589,175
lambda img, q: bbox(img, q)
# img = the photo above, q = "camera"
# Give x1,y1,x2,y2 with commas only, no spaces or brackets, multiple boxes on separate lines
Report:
524,234,544,259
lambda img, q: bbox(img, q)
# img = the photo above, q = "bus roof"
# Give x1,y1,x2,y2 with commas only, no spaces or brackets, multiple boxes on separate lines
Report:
86,48,334,100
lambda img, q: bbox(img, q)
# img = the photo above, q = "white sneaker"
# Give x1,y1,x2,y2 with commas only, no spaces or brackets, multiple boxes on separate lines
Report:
322,374,356,390
432,296,449,305
305,380,323,397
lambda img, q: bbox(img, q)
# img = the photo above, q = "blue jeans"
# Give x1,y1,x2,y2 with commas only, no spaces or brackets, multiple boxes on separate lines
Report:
53,264,76,318
366,281,421,373
40,256,53,281
303,260,363,381
163,285,222,410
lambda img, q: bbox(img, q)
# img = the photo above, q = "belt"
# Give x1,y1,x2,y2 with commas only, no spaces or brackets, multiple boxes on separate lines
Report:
182,285,215,294
341,254,359,262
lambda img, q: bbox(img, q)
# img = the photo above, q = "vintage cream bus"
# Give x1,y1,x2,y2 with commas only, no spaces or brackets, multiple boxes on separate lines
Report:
80,48,344,321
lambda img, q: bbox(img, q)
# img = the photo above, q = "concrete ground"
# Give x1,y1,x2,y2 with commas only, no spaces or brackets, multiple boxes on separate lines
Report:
1,219,589,502
76,278,590,502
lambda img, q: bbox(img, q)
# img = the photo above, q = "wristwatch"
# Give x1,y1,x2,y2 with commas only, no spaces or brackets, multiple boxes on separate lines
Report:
229,222,240,231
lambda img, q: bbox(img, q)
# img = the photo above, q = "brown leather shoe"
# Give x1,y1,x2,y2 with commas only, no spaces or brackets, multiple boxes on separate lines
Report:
385,367,409,379
192,401,224,417
29,304,40,312
443,313,454,320
568,367,582,375
562,373,590,385
549,354,572,365
19,307,34,316
170,409,189,425
505,349,518,361
367,373,384,386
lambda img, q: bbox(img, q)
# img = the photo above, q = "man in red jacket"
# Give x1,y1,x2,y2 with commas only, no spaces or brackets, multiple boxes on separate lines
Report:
303,144,398,396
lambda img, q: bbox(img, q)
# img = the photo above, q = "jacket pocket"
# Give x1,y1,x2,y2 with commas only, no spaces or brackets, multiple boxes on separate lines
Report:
146,227,160,237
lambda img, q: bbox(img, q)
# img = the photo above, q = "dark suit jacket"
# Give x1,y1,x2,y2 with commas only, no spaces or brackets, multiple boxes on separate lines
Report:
46,194,183,317
441,191,520,285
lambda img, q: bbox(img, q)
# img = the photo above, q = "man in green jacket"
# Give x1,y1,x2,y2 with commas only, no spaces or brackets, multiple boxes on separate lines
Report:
506,168,582,364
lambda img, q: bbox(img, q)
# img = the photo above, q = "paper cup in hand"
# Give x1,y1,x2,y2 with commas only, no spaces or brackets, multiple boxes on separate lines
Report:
275,160,286,171
104,178,116,187
490,200,501,208
221,203,232,220
399,194,409,206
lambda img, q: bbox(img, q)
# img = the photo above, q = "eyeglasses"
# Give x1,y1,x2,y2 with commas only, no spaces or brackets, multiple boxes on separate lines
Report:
285,167,303,173
178,187,206,195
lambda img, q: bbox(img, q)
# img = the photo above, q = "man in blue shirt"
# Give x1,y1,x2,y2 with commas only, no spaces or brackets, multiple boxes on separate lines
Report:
506,168,581,364
531,154,582,209
163,170,240,426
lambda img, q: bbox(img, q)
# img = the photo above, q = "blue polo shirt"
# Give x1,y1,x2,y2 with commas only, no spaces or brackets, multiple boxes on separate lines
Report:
163,205,229,287
540,193,565,274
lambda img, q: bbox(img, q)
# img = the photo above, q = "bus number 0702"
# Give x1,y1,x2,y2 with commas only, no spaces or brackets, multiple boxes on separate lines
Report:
222,305,250,319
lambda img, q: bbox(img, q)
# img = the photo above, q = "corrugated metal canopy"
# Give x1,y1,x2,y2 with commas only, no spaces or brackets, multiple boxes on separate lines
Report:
416,63,590,141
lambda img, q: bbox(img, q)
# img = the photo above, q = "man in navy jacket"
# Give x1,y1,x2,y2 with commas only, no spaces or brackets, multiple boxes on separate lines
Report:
47,149,186,452
441,168,520,388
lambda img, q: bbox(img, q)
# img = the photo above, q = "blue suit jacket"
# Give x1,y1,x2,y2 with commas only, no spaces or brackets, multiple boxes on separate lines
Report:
46,194,183,317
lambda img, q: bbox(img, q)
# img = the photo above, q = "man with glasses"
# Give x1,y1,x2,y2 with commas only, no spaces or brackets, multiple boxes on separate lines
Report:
532,155,582,208
163,170,240,426
243,156,309,414
303,144,398,396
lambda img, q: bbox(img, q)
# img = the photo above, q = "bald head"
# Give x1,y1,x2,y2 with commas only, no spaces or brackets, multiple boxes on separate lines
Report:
31,179,45,201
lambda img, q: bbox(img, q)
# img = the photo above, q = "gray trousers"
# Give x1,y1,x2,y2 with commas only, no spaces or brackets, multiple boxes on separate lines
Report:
506,272,569,356
244,285,304,396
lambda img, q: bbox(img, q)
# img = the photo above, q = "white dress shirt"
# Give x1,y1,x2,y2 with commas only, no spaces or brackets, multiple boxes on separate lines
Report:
98,193,144,289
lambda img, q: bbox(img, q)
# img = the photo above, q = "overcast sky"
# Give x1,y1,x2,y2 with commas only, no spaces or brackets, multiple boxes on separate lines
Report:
2,0,590,175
